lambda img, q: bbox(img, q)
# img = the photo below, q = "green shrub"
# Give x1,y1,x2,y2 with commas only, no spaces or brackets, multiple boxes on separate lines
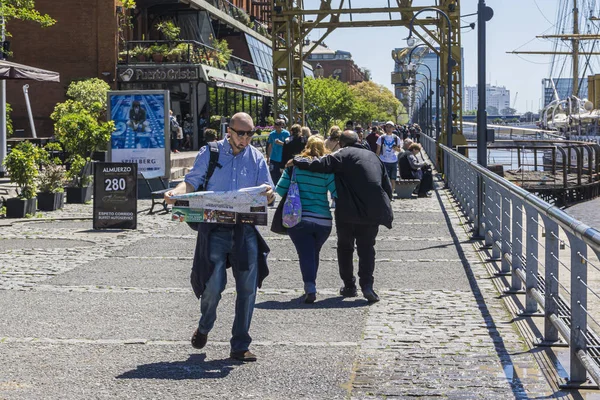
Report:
3,141,45,199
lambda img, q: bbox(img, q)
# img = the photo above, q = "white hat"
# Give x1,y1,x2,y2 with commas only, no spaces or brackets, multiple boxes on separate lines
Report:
385,121,395,126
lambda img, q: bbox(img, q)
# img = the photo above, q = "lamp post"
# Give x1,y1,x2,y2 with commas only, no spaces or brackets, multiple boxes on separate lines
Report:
314,63,324,79
416,72,432,137
408,8,453,148
409,62,436,139
415,80,427,128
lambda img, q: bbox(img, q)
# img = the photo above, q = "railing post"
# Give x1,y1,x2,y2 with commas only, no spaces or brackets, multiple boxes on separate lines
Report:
538,216,561,345
564,232,589,386
522,205,539,315
500,189,511,274
491,186,502,261
509,199,524,293
483,178,494,248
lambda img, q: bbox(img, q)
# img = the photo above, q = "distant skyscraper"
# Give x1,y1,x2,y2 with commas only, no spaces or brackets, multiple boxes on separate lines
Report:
542,78,589,108
464,84,511,114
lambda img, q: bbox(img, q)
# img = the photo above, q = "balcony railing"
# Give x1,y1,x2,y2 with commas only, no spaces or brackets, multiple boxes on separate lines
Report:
119,40,273,84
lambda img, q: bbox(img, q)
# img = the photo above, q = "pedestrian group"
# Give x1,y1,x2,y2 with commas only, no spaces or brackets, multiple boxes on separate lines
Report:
165,114,432,362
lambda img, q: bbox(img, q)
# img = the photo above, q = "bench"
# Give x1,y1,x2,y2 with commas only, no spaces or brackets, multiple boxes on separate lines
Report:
141,171,170,214
395,179,420,199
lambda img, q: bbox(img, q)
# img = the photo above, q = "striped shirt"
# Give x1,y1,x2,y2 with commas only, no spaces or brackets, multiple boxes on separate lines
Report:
275,167,337,226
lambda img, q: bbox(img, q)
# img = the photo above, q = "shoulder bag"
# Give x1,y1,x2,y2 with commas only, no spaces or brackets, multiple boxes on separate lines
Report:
282,168,302,228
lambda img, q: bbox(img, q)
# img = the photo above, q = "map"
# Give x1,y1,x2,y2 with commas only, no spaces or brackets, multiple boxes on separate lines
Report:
171,185,269,225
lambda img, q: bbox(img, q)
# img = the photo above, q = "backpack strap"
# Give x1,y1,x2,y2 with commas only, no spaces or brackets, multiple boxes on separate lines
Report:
198,141,221,191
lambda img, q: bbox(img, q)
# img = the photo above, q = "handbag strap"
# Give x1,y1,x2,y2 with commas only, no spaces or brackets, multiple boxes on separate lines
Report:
290,167,297,183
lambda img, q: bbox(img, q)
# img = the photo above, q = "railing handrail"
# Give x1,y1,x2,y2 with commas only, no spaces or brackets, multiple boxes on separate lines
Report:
439,142,600,253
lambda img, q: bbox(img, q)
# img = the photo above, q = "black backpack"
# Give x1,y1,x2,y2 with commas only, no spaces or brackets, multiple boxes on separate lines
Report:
182,141,221,231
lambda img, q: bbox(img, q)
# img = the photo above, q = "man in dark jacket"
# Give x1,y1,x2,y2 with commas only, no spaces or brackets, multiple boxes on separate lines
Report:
293,130,393,303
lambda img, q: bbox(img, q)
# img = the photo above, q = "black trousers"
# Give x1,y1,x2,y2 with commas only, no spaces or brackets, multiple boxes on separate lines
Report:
336,221,379,290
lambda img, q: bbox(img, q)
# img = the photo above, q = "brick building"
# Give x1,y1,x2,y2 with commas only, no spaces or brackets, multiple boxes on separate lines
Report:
302,41,366,84
8,0,284,147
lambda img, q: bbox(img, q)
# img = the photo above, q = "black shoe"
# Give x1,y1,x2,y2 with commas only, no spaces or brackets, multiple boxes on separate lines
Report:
339,285,358,297
191,328,208,349
362,288,380,303
230,350,257,362
304,293,316,304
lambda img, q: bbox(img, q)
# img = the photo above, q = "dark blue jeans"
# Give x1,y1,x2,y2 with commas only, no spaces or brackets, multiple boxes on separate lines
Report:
288,220,332,294
198,225,258,353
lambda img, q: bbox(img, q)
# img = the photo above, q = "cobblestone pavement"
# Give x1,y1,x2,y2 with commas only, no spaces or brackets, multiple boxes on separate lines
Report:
0,183,571,399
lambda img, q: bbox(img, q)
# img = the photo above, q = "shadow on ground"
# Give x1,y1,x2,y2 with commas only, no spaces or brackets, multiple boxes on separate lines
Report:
116,354,240,380
256,295,369,310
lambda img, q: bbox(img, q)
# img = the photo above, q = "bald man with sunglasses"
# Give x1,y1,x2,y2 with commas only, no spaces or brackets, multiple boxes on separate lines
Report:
165,112,274,362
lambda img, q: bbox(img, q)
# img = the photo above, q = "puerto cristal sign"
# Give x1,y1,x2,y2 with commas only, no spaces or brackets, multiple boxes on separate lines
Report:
118,66,199,82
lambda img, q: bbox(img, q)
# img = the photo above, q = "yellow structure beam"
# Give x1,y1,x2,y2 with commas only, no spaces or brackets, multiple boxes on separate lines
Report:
271,0,464,140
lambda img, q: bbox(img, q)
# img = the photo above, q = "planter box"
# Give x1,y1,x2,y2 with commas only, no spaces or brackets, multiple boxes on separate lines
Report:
66,186,92,204
38,192,65,211
5,197,37,218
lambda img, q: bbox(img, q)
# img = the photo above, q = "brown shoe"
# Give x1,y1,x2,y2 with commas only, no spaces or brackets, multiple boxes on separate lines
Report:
230,350,257,362
191,328,208,349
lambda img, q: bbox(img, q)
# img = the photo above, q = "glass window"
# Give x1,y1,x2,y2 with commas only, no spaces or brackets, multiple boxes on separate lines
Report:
245,33,273,84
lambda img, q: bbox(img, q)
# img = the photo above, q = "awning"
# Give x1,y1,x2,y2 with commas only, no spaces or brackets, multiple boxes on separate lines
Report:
213,76,273,96
199,65,272,97
0,60,60,82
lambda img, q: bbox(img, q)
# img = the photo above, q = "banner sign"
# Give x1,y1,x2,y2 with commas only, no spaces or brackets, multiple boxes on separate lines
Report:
93,162,138,230
107,90,170,178
171,185,268,226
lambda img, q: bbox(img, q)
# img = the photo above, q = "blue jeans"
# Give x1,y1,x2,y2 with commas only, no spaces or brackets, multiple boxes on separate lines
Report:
288,220,332,294
198,225,258,353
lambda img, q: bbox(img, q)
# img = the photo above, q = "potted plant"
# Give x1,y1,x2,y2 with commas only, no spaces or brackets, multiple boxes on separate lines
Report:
65,155,94,203
150,44,168,63
51,79,114,204
37,143,66,211
2,141,43,218
131,45,148,62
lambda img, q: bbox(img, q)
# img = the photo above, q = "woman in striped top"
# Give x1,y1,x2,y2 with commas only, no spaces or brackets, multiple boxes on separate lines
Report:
275,135,337,304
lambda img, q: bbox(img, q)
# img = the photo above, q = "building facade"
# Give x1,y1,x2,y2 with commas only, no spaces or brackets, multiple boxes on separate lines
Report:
8,0,287,147
303,41,366,84
542,78,589,108
464,84,511,114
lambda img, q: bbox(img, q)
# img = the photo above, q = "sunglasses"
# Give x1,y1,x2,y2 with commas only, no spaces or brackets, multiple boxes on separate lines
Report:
229,127,255,137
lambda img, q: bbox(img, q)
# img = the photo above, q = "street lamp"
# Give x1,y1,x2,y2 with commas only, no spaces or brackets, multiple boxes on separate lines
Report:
414,80,427,126
407,8,454,148
314,63,324,79
415,73,432,136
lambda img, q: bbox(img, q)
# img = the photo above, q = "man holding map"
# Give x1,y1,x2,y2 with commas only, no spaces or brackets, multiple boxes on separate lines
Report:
164,112,274,362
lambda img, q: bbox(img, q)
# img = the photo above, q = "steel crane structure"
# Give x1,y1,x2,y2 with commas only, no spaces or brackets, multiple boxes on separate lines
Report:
271,0,463,138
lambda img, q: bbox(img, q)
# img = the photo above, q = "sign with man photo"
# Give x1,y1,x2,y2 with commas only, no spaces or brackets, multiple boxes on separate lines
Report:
107,90,171,178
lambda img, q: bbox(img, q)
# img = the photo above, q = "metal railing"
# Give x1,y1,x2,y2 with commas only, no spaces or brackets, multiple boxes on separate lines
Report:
422,133,600,387
120,40,273,84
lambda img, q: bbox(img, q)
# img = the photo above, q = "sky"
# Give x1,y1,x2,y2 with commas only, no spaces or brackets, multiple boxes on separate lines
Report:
303,1,577,113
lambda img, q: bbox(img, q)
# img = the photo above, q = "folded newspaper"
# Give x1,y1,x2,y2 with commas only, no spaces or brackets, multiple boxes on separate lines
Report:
171,185,269,225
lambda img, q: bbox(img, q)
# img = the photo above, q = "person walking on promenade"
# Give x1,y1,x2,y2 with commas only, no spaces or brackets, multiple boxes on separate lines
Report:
276,135,337,304
324,125,341,152
376,121,402,196
293,130,393,303
281,124,306,165
366,126,380,153
164,112,275,362
266,119,290,184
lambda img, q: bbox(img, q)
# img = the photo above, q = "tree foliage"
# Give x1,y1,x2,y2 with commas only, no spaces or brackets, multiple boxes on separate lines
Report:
303,78,404,132
500,107,517,116
304,77,354,134
349,81,402,126
2,0,56,38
